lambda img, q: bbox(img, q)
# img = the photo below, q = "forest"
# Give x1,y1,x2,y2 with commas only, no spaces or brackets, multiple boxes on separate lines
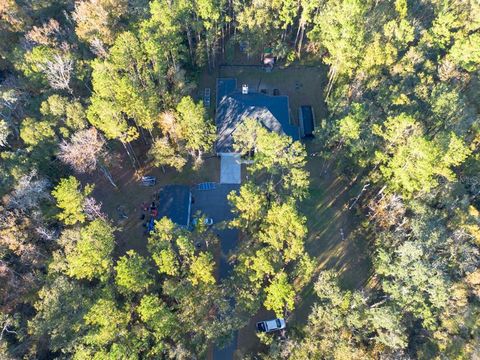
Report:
0,0,479,359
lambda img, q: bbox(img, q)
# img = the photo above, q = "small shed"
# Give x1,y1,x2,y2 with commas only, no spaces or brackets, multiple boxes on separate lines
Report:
299,106,315,138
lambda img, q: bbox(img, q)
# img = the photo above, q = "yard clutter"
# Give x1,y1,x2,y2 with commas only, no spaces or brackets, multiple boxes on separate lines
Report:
140,176,156,186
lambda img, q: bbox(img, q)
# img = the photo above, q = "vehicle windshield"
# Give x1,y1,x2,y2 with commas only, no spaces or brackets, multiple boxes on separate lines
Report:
276,319,281,327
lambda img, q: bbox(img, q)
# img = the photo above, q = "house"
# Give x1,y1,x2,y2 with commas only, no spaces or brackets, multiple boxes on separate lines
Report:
156,185,192,228
215,78,299,155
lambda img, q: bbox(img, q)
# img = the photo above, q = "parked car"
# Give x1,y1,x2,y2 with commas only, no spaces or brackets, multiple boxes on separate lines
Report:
192,217,214,226
256,318,286,333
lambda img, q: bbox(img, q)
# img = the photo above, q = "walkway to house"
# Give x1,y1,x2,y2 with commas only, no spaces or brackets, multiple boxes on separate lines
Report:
220,154,241,184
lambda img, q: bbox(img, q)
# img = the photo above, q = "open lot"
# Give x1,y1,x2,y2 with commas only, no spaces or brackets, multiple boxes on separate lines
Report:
291,140,372,324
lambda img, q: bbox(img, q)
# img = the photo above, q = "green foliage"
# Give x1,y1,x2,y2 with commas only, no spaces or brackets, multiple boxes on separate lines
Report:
376,242,450,330
259,202,306,262
148,217,216,287
115,250,153,293
2,0,480,358
20,117,55,146
373,115,470,196
83,298,130,346
138,295,177,338
228,182,267,231
448,33,480,72
233,118,309,199
64,219,115,281
29,276,94,354
264,272,295,317
176,96,215,164
308,0,367,76
51,176,92,225
153,248,179,276
189,252,216,286
148,137,186,171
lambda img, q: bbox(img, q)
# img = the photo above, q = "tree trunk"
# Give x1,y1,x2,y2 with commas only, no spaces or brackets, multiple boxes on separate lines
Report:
99,163,117,188
206,37,212,70
127,141,140,167
296,23,305,58
186,25,194,62
122,141,137,169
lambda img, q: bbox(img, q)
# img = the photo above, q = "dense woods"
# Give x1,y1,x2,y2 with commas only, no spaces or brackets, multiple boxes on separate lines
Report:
1,0,479,359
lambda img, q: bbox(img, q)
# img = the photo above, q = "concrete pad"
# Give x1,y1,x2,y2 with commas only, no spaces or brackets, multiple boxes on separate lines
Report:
220,154,241,184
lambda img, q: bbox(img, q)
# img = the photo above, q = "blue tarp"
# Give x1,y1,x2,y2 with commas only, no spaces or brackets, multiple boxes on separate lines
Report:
147,217,155,232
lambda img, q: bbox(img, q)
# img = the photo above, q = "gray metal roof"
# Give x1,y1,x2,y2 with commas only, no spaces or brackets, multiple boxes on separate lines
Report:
157,185,191,227
215,78,299,153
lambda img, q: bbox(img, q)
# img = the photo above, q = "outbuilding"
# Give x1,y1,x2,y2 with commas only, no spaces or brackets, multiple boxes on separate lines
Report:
299,105,315,138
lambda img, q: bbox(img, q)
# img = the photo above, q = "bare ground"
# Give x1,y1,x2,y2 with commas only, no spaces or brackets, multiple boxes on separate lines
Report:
78,143,220,257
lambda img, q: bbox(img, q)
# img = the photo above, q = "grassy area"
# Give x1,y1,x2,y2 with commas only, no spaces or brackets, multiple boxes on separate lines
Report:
291,140,372,324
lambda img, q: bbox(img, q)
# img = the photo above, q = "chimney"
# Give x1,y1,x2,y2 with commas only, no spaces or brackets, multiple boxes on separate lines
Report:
242,84,248,95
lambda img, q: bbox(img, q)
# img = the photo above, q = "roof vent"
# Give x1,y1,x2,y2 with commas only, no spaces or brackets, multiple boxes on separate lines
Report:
242,84,248,95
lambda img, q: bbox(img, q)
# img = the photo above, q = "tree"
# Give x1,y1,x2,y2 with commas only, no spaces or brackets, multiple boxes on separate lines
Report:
148,137,186,171
448,33,480,72
0,120,10,147
228,182,267,231
176,96,215,166
29,276,95,354
259,202,306,262
39,53,73,92
153,248,180,277
114,250,153,294
20,117,55,147
138,294,177,339
373,114,471,197
139,0,187,68
264,272,295,317
189,252,215,286
375,242,451,330
62,219,115,281
58,128,105,173
233,118,309,199
73,0,128,45
58,128,116,187
83,298,130,346
308,0,368,93
51,176,92,225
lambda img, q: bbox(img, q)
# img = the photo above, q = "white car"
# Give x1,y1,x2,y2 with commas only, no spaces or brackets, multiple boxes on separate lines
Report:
192,217,214,226
256,318,286,333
